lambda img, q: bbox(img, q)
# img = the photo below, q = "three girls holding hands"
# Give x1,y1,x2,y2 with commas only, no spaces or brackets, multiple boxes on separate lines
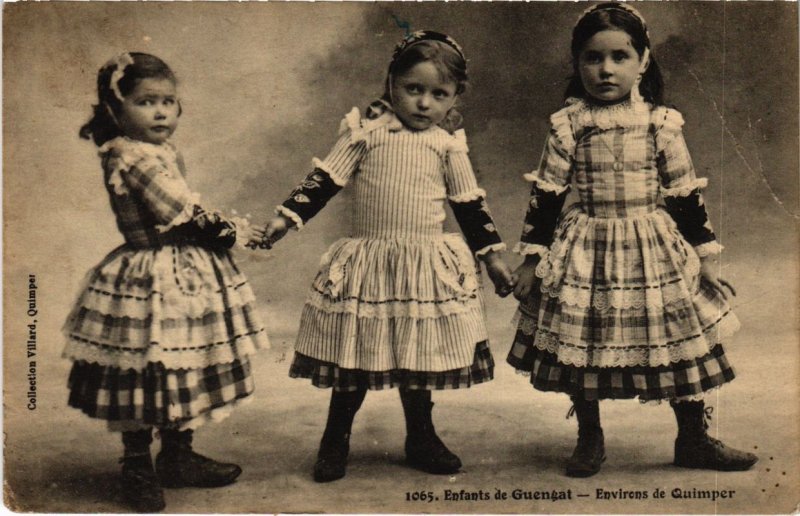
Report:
67,3,756,511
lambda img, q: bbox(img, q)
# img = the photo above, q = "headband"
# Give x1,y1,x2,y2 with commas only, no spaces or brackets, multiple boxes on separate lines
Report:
104,52,135,102
390,30,466,69
575,2,650,42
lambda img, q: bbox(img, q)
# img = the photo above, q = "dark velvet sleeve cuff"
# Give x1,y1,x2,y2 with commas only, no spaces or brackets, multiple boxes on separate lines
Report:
449,197,504,255
664,189,716,246
519,183,569,246
168,205,237,249
280,168,343,225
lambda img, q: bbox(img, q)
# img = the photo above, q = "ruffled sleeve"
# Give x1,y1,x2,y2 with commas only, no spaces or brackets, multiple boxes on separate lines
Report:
653,107,719,252
311,107,370,187
515,107,575,256
442,129,505,257
528,106,576,193
277,108,371,229
101,138,199,231
443,129,484,202
654,108,704,194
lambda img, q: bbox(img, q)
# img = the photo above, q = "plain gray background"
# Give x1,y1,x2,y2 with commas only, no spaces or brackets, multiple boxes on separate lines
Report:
3,2,798,513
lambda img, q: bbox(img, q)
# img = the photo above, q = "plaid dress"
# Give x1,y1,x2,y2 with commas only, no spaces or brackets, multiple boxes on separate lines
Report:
63,137,269,430
507,99,739,402
285,108,503,391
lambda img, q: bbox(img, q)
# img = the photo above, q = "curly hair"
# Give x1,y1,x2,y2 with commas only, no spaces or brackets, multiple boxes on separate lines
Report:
80,52,177,146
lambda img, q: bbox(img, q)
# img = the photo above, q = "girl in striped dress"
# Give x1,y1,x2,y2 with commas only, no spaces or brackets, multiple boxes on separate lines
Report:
262,31,516,482
64,53,269,511
508,3,757,477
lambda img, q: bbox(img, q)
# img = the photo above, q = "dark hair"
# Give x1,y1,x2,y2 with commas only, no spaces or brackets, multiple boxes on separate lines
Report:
565,3,664,105
79,52,178,146
375,39,468,133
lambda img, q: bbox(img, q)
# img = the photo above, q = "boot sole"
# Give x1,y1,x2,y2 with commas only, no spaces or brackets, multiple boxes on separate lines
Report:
126,498,166,513
313,469,346,483
122,489,166,513
406,457,462,475
565,456,606,478
313,455,348,483
673,457,758,471
157,466,242,488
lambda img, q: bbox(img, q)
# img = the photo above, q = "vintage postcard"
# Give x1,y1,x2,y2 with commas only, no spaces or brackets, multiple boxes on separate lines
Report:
3,1,798,513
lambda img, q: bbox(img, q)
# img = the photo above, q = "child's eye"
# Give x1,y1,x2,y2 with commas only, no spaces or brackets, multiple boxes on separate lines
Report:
163,98,176,105
405,84,422,94
582,52,602,64
612,51,631,62
433,90,450,100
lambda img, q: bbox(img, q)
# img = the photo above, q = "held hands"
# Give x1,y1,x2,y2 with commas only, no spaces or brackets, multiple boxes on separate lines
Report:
699,255,737,300
512,255,542,302
255,215,294,249
239,223,266,248
482,252,517,298
243,215,293,250
228,214,264,249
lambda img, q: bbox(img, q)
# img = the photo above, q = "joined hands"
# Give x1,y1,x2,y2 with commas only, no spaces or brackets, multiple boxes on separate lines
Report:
483,251,517,298
245,215,294,249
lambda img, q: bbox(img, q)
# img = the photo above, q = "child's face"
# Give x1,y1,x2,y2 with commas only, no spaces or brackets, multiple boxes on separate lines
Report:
116,78,179,144
578,29,646,103
391,61,457,131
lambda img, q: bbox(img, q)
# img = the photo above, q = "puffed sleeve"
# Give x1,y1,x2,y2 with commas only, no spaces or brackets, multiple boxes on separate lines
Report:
104,144,198,229
654,107,720,255
276,108,367,228
103,141,240,249
514,108,574,256
444,129,505,257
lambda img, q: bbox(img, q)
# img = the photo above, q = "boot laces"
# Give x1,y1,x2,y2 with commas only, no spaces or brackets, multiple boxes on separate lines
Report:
702,406,714,430
699,406,727,449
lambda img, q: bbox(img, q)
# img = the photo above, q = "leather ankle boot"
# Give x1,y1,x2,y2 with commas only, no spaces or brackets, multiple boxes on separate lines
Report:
671,402,758,471
313,388,367,483
156,429,242,488
565,398,605,478
121,429,165,512
401,390,462,475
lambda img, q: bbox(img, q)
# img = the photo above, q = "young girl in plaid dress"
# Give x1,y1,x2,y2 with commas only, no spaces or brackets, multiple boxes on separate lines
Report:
64,53,269,511
261,31,516,482
508,3,757,477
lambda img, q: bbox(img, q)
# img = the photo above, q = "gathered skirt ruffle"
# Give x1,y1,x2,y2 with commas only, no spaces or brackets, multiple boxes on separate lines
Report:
290,342,494,392
516,206,740,369
62,244,269,370
507,339,734,402
294,234,488,372
67,358,254,430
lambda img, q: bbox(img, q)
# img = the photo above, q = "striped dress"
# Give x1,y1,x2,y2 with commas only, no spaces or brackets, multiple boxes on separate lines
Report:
507,98,740,402
285,108,504,391
63,136,269,431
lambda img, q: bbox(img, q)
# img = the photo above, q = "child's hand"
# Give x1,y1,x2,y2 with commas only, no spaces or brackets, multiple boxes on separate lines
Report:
512,255,542,301
239,224,265,247
229,214,264,250
261,215,293,249
483,252,517,297
699,255,736,300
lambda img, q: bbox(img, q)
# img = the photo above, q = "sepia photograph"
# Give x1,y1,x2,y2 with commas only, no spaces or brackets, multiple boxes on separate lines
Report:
3,1,798,513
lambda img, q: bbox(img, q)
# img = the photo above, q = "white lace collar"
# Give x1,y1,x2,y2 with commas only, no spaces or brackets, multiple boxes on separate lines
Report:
566,97,651,130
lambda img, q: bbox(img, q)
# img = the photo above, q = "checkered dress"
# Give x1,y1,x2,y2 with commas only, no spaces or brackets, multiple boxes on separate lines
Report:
63,137,269,430
507,99,739,401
